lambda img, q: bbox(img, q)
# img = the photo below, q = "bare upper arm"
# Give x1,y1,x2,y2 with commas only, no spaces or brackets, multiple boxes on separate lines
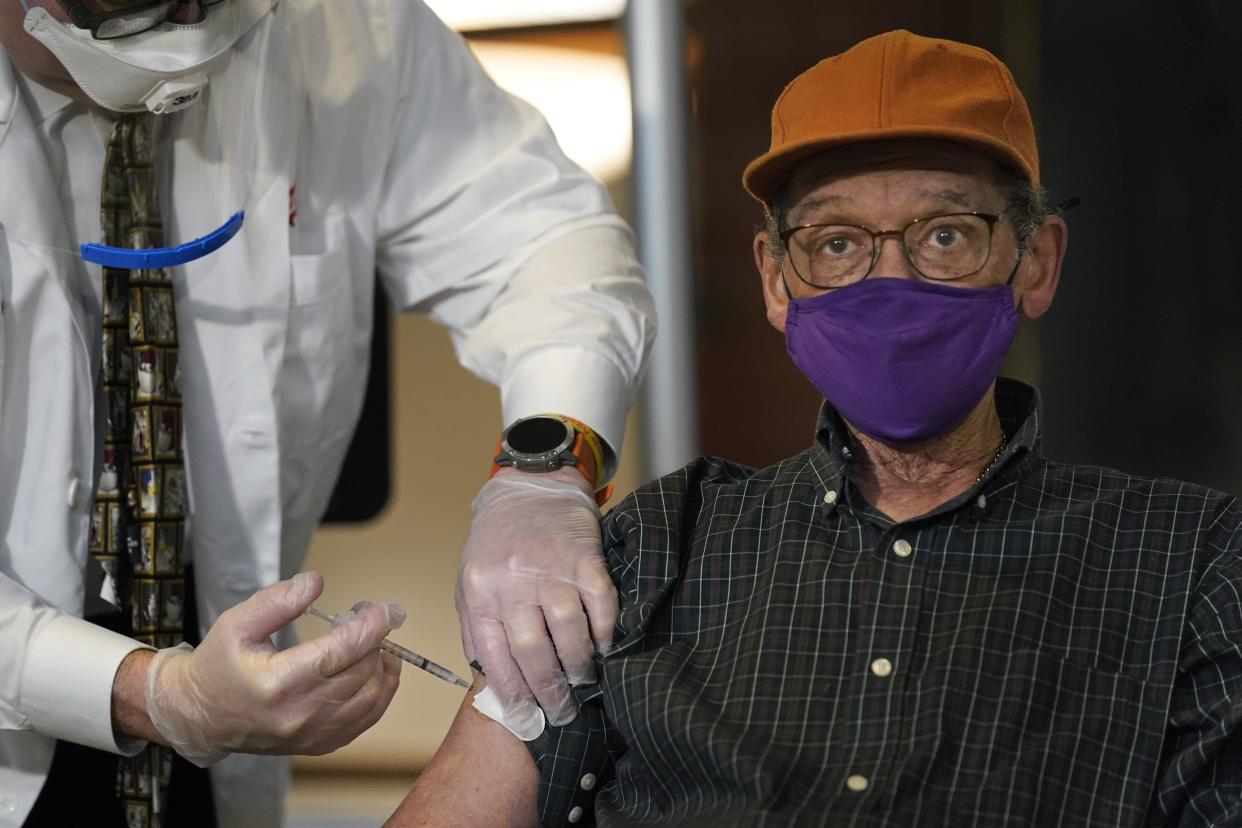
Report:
385,679,542,828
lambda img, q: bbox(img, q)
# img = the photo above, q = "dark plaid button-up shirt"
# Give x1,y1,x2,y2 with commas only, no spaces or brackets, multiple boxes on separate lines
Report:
524,380,1242,827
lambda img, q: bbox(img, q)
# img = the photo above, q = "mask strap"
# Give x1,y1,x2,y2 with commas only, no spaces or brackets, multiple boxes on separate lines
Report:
1005,253,1024,286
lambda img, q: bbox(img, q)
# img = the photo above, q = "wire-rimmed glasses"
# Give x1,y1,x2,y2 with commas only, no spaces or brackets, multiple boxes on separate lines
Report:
779,211,1008,289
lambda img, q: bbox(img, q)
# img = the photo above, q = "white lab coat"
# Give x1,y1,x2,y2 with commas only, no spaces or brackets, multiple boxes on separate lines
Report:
0,1,655,825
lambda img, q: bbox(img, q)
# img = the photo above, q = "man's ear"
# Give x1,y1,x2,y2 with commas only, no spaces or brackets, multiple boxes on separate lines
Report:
1013,215,1067,320
755,231,790,333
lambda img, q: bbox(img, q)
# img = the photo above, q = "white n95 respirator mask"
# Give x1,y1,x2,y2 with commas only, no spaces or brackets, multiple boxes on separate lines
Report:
20,0,274,113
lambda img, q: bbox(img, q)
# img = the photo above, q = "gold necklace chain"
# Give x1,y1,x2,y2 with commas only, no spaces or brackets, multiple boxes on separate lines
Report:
972,438,1007,488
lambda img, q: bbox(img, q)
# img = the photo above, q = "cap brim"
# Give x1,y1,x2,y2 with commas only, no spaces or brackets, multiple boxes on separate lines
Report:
742,125,1038,205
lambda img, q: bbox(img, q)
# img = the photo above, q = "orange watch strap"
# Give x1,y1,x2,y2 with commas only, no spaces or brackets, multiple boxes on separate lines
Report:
560,416,606,488
488,436,504,480
570,431,613,507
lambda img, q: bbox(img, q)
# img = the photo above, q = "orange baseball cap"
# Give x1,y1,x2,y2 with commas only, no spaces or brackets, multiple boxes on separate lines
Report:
742,29,1039,204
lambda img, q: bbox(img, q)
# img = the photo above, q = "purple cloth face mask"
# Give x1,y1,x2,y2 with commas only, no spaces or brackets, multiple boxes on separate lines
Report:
784,277,1019,445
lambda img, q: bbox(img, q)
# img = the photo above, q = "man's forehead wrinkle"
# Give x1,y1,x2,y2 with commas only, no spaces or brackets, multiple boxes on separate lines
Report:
790,194,848,224
917,188,974,209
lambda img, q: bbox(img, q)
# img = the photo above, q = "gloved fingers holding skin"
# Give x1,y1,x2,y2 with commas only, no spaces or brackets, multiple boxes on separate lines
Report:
458,560,584,715
572,554,619,657
145,572,405,764
457,469,621,734
471,615,547,737
503,603,577,725
538,581,598,688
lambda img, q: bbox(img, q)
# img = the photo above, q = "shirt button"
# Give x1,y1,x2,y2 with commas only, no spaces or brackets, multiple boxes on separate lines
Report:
823,490,838,504
580,773,597,791
568,805,584,823
893,539,912,558
0,790,17,813
976,494,987,509
66,478,82,508
870,658,893,677
846,774,869,792
237,421,274,448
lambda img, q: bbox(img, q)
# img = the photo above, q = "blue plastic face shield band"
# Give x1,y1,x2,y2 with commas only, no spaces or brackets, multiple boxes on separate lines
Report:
8,2,301,276
79,210,244,267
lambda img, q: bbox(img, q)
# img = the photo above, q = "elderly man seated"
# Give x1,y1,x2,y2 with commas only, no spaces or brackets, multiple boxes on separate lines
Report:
388,30,1242,828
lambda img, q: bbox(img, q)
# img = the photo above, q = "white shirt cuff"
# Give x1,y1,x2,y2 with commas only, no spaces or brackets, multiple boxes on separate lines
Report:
501,347,631,481
20,613,151,755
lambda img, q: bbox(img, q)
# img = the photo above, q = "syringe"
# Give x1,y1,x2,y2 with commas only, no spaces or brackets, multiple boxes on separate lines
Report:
305,605,470,689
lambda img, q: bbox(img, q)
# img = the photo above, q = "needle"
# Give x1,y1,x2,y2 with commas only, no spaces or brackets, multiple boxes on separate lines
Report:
305,605,471,689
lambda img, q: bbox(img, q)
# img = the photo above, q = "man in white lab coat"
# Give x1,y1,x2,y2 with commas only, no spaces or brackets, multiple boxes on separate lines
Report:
0,0,655,825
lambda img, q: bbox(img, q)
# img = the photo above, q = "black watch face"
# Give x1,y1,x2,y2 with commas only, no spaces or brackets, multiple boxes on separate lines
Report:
507,417,572,455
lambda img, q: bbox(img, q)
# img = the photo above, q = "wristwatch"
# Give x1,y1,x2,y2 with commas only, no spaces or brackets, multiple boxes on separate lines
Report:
491,415,612,506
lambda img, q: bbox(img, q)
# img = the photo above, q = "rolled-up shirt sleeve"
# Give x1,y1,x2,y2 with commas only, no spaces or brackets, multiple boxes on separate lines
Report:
374,0,655,472
2,573,148,755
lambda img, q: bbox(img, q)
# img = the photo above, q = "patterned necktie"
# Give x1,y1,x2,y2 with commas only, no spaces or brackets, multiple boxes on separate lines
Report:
94,112,187,828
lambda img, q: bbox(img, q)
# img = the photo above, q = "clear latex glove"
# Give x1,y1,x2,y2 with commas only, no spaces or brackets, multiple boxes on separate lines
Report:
456,467,618,733
146,571,404,767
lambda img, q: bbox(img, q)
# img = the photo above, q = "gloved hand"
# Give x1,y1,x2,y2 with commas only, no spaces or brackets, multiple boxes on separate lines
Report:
456,467,618,734
146,571,403,766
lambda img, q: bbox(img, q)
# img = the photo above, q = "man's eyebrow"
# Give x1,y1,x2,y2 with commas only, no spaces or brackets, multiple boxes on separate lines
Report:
789,194,847,223
916,188,974,209
790,188,981,224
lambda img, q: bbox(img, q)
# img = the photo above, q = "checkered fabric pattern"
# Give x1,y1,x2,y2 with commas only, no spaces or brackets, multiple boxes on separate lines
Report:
525,379,1242,827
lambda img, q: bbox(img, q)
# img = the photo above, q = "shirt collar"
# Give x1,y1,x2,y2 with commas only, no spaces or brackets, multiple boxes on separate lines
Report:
992,377,1043,473
807,377,1045,516
13,69,76,125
